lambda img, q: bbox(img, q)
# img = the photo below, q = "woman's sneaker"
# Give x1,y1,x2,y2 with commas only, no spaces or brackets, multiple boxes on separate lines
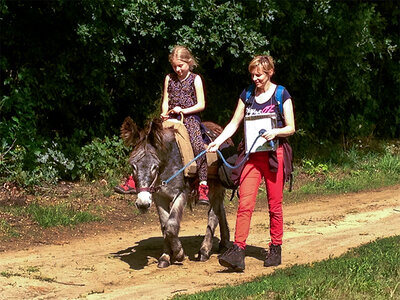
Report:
114,175,137,194
198,184,209,205
218,244,245,271
264,244,281,267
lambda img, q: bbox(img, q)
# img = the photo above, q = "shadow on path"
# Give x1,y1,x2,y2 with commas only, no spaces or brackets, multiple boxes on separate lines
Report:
111,235,266,270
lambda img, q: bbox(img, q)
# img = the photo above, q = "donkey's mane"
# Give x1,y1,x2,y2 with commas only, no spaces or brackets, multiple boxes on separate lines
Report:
132,117,176,154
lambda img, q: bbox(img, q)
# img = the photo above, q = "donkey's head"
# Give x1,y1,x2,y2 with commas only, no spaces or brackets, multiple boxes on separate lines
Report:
120,117,170,213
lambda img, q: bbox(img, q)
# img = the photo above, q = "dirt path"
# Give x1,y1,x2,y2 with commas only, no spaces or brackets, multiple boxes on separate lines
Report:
0,186,399,300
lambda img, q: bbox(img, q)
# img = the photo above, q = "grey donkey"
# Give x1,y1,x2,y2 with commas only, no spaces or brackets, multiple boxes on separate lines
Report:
120,116,230,268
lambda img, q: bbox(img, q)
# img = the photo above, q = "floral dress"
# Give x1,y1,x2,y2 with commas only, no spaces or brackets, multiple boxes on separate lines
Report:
167,72,207,181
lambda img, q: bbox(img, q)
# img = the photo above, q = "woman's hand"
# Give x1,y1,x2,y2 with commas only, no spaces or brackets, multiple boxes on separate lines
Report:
262,128,279,141
207,141,220,153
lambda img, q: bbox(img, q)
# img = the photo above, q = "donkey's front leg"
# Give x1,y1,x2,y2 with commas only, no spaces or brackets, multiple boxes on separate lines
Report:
155,193,186,268
155,199,173,268
165,192,186,263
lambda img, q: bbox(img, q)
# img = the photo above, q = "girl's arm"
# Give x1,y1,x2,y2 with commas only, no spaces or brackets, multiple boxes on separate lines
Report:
160,75,170,118
180,75,205,115
207,99,245,152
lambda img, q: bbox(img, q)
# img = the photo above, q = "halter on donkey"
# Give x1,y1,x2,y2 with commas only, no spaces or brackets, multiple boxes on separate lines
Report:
120,116,230,268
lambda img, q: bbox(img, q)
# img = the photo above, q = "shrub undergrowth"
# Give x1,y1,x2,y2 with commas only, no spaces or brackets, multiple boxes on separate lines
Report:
0,135,131,186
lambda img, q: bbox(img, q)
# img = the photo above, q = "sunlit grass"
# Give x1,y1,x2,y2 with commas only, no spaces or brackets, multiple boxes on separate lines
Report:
1,203,101,228
174,236,400,300
25,203,101,228
288,145,400,198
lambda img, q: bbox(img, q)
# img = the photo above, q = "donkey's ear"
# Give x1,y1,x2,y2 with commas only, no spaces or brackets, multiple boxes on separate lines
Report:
147,117,164,149
120,116,140,147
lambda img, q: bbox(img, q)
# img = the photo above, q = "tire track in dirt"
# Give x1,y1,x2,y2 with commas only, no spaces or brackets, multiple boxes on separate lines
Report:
0,185,399,300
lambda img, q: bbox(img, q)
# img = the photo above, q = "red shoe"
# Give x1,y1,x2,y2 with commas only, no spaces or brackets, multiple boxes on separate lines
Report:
198,184,209,206
114,176,137,194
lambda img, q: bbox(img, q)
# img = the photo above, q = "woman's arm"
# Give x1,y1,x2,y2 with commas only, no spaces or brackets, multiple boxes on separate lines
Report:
263,98,295,141
207,99,245,152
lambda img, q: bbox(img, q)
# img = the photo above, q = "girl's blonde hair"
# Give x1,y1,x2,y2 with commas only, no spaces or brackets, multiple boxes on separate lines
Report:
169,45,198,70
248,55,275,75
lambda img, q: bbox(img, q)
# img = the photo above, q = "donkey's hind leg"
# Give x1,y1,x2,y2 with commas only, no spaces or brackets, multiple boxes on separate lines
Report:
198,182,230,261
216,196,230,253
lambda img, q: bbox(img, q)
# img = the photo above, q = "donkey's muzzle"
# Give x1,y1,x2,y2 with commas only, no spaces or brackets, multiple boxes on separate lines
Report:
135,191,152,213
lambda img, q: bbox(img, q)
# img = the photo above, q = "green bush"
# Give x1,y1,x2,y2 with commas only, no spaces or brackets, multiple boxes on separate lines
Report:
0,134,131,186
74,135,131,181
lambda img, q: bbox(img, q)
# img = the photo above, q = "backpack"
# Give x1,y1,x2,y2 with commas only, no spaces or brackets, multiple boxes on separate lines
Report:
217,84,285,197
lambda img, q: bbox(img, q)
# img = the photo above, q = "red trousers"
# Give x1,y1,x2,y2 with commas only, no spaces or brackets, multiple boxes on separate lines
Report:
234,146,284,249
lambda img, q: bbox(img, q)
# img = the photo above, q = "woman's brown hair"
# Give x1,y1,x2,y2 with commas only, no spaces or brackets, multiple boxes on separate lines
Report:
248,55,275,75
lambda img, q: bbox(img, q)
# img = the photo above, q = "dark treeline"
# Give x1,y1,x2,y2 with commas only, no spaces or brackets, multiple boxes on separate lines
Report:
1,1,399,167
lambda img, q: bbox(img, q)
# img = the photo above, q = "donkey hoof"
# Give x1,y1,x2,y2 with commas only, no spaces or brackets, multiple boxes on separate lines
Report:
197,250,210,262
198,253,210,262
157,260,170,268
173,249,185,262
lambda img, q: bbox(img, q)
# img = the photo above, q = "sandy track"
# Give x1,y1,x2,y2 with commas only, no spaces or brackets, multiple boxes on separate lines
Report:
0,185,399,300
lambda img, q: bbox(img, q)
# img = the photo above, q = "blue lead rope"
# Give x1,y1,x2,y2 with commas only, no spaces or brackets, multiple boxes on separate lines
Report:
162,129,269,186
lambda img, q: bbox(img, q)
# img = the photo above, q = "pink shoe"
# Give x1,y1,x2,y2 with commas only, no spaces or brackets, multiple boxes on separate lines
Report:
114,176,137,194
198,184,209,206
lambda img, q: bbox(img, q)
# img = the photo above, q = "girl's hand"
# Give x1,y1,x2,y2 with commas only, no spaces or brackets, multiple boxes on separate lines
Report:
207,142,220,153
172,106,183,114
262,129,278,141
160,114,169,121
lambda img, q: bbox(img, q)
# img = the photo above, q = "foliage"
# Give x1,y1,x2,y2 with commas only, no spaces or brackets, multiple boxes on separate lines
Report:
1,0,399,185
1,139,74,186
74,135,131,180
296,143,400,195
301,159,329,176
0,133,130,186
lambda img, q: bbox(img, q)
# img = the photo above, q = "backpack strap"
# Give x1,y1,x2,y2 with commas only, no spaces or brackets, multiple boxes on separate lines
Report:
245,84,255,105
275,85,284,115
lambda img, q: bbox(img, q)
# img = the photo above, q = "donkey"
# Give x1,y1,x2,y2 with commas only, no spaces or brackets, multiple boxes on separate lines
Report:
120,116,230,268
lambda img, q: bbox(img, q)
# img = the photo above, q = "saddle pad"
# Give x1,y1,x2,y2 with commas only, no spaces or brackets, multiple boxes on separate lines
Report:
162,120,219,178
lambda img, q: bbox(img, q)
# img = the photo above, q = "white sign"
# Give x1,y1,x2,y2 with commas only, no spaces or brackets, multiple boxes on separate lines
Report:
244,113,278,153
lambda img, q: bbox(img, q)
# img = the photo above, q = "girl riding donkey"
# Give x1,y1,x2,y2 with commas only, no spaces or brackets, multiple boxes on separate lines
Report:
160,45,209,205
115,45,209,205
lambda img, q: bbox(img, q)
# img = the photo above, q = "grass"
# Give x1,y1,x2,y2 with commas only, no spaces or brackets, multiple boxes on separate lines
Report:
173,236,400,300
0,219,20,237
25,203,101,228
0,266,56,283
284,144,400,201
0,203,101,229
240,141,400,205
